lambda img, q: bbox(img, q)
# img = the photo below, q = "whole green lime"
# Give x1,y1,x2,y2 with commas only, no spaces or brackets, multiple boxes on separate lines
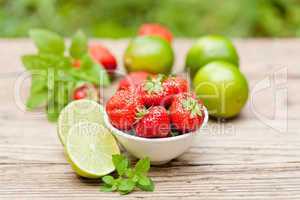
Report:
186,35,239,77
124,36,174,74
193,61,248,118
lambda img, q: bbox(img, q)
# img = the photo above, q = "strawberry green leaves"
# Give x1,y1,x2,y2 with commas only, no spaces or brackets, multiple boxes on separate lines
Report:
135,107,148,120
100,155,154,195
22,29,111,121
143,74,165,94
182,97,203,117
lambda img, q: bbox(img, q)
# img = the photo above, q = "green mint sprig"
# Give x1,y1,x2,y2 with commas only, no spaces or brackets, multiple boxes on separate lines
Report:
100,155,154,195
22,29,110,121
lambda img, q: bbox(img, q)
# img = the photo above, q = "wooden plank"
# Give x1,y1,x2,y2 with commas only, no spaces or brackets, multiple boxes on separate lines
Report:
1,163,300,199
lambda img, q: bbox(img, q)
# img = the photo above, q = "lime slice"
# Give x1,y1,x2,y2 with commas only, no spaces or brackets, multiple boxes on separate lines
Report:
58,100,104,146
66,122,120,178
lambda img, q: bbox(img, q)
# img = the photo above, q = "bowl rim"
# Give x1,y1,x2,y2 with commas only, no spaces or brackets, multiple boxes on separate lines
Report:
103,106,209,143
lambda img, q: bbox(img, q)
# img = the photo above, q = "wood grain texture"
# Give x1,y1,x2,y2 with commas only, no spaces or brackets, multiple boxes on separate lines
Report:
0,40,299,199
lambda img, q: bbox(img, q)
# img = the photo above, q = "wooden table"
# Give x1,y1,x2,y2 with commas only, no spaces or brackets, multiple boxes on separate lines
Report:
0,39,299,199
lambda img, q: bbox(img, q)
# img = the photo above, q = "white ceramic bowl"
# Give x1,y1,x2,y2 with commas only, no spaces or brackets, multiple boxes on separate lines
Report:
104,107,208,165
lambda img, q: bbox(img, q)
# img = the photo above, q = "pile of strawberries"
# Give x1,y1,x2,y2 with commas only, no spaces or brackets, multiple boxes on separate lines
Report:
106,72,205,138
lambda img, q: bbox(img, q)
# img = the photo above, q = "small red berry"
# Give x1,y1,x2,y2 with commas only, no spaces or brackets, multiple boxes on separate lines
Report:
135,106,170,138
170,93,205,133
118,71,152,91
138,23,173,43
162,75,189,106
163,76,189,95
89,44,117,75
106,89,143,130
73,89,86,100
138,74,168,107
72,83,100,102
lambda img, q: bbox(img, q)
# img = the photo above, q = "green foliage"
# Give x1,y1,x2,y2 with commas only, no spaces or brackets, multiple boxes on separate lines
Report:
1,0,300,37
70,30,88,58
22,29,110,121
29,29,65,55
100,155,154,195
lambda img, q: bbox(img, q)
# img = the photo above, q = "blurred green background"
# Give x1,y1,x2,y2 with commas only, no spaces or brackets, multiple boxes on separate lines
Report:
1,0,300,38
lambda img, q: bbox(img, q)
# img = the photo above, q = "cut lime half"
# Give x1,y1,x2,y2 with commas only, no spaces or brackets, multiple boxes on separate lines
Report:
66,122,120,178
58,100,104,146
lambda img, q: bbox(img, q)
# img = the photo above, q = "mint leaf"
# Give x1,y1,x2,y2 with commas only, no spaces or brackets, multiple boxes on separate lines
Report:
26,89,48,109
131,174,139,183
118,179,135,194
125,168,134,178
138,175,151,186
29,29,64,55
93,62,110,86
137,176,154,192
70,30,88,59
101,184,117,192
22,54,71,71
22,55,48,71
135,157,150,175
54,83,71,106
102,176,115,185
80,55,110,86
69,55,110,86
100,155,155,195
47,110,59,122
46,101,62,122
79,53,94,69
31,73,47,93
112,154,129,176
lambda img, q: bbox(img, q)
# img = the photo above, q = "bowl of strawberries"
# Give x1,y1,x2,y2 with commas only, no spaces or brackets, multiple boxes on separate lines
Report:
104,73,208,165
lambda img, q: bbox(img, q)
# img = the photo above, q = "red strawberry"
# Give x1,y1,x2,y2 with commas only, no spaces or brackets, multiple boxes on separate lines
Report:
138,23,173,43
118,71,152,91
138,74,169,107
106,89,143,130
163,76,189,94
89,44,117,75
162,76,189,106
72,83,100,102
135,106,170,138
170,93,205,133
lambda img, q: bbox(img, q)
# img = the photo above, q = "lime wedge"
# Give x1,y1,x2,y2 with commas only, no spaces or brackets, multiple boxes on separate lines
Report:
66,122,120,178
58,100,104,146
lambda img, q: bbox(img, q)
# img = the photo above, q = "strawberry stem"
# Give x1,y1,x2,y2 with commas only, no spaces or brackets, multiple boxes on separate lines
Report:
143,74,166,94
136,107,148,120
182,98,203,117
